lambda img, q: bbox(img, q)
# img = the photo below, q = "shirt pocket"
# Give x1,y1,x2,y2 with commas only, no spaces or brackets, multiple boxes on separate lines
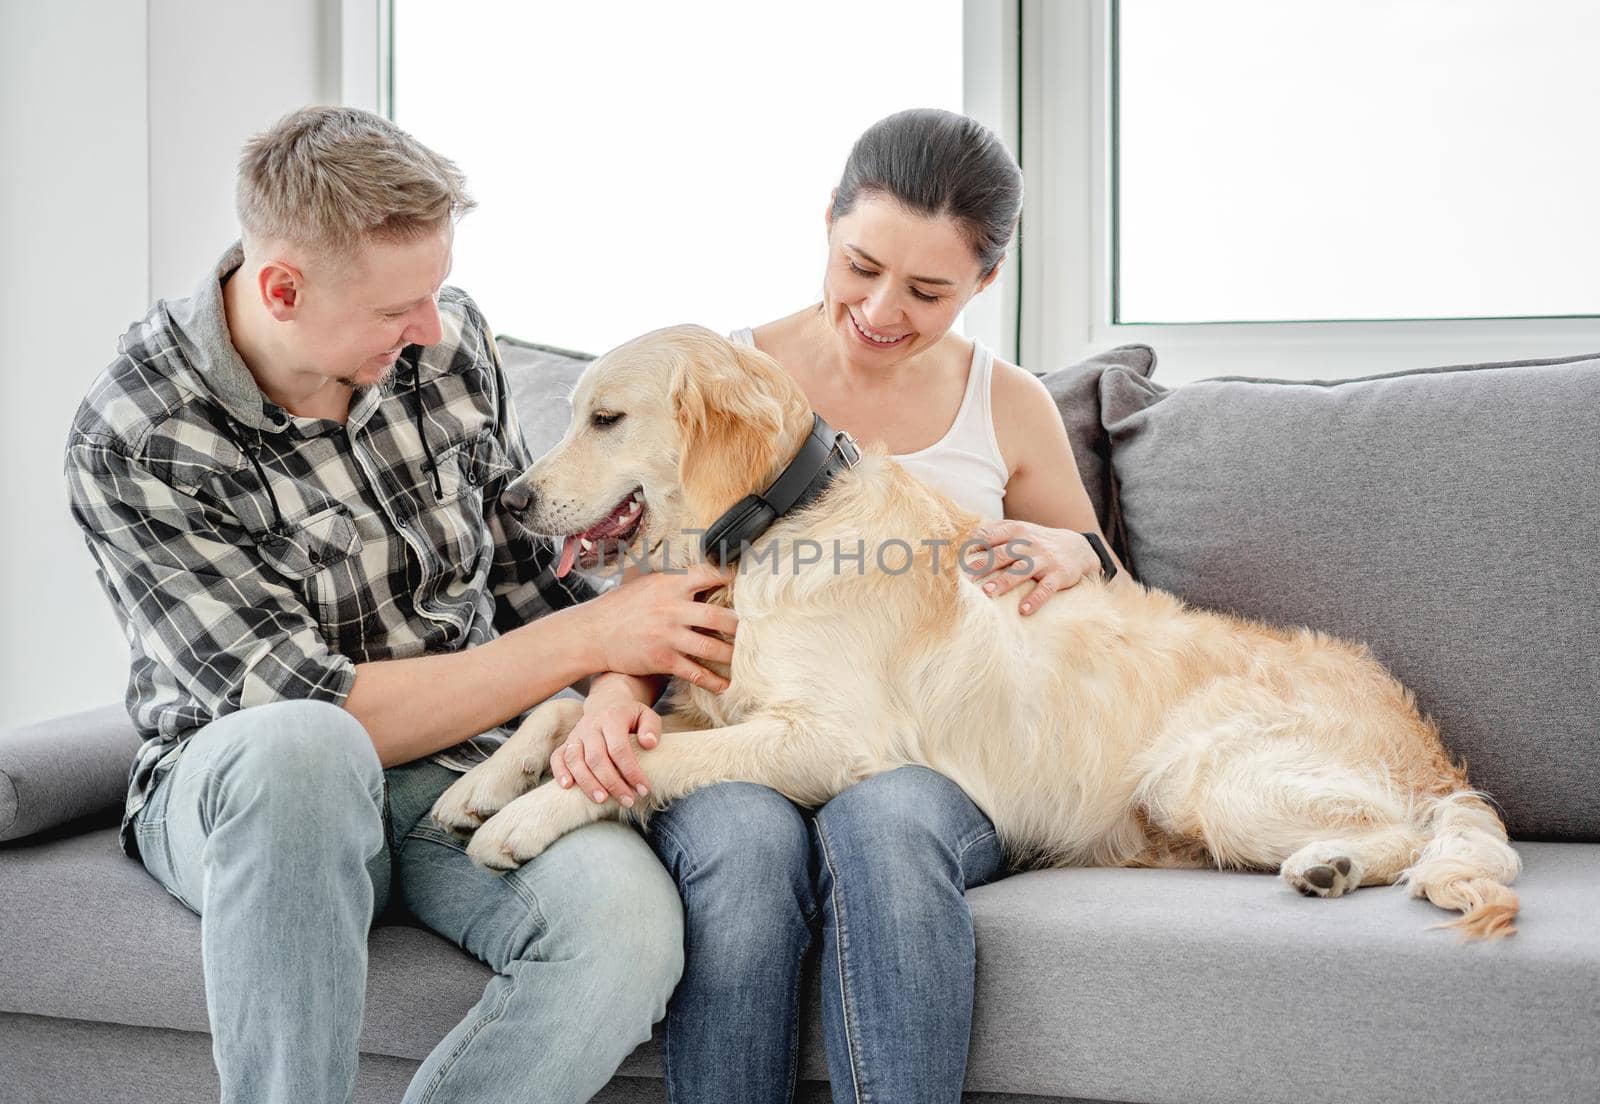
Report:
258,505,363,578
411,431,518,619
432,429,520,505
257,505,368,648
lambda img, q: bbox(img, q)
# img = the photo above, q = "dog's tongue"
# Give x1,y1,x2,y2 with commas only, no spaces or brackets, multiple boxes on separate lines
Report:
556,534,579,578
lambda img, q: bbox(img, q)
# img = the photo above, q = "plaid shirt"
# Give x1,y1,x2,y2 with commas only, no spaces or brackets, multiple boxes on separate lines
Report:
65,244,595,855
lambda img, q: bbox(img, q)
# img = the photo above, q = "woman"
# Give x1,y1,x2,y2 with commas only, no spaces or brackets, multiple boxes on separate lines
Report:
566,108,1123,1102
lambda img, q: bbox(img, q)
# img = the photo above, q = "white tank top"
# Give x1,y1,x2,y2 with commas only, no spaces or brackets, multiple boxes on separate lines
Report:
730,328,1008,520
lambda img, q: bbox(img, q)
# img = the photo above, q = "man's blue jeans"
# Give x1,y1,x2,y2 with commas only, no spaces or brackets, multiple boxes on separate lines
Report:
645,766,1007,1104
131,699,684,1104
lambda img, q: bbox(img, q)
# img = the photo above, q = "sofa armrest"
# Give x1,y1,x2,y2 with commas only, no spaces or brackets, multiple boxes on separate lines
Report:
0,704,141,842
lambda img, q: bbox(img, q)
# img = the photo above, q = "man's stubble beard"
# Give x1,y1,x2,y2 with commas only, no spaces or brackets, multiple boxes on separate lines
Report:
334,362,398,394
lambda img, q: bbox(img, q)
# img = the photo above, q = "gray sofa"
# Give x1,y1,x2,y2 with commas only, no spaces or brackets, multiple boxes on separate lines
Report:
4,338,1598,1104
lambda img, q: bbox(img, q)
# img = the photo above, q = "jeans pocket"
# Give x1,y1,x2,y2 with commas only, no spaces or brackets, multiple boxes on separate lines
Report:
133,783,202,916
404,822,471,854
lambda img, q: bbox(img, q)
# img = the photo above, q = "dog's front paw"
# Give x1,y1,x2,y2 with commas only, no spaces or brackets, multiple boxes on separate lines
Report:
430,758,540,837
1282,844,1364,898
465,783,600,872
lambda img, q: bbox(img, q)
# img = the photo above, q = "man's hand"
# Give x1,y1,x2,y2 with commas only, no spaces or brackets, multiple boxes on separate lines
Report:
587,563,738,691
555,683,663,807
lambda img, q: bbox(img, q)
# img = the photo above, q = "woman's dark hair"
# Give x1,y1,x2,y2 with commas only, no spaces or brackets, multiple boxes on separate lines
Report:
830,108,1023,278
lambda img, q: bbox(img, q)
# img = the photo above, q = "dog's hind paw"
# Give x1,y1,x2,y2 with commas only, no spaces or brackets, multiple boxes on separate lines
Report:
1282,847,1362,898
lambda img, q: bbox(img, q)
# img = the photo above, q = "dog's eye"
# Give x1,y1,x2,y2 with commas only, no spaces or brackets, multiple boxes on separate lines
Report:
591,411,626,428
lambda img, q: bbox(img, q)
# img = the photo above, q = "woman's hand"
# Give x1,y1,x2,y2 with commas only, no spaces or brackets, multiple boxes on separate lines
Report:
963,520,1106,616
554,679,664,807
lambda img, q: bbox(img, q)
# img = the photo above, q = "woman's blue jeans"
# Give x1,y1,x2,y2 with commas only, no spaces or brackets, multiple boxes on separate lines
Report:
644,766,1007,1104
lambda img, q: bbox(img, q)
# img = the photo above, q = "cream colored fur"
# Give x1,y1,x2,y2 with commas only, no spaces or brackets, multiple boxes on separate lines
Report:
432,325,1521,939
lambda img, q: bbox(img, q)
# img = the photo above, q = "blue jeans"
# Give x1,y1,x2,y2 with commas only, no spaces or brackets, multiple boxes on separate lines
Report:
644,766,1006,1104
132,699,684,1104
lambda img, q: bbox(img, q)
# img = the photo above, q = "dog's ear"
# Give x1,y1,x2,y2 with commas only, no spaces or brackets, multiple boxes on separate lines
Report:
669,331,800,526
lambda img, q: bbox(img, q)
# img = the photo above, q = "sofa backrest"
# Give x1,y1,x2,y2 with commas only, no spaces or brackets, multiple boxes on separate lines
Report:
499,336,594,462
1101,353,1600,841
1037,345,1157,555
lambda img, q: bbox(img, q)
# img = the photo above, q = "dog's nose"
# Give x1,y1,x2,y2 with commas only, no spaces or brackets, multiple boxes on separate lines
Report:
501,481,536,514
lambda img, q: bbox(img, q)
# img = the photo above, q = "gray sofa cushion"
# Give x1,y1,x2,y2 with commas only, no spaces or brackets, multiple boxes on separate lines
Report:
0,705,141,843
0,1015,1083,1104
0,1013,428,1104
1102,352,1600,841
4,825,1596,1103
962,842,1600,1104
1036,344,1157,550
0,826,498,1058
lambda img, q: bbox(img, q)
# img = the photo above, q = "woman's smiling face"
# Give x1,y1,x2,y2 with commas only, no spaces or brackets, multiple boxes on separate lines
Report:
820,191,1000,370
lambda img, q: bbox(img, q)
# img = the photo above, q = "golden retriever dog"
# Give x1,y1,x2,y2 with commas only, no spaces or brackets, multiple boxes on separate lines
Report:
433,325,1520,939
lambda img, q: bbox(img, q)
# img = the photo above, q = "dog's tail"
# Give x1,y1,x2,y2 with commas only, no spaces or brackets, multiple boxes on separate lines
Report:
1400,791,1521,940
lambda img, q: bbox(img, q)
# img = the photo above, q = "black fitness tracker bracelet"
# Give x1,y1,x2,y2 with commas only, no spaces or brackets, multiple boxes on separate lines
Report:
1081,531,1118,582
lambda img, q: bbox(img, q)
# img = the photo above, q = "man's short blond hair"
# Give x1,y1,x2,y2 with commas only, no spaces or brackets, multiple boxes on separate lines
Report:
236,105,475,256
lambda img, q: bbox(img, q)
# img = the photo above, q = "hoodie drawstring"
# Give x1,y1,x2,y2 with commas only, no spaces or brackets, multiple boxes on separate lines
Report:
219,361,439,540
414,368,442,499
218,418,291,540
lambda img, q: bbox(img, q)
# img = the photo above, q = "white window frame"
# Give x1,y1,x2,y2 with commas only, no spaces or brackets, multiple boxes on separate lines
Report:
341,0,392,117
960,0,1023,365
1023,0,1600,384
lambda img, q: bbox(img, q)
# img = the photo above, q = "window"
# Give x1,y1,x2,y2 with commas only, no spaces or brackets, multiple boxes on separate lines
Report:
1114,0,1600,324
391,1,964,353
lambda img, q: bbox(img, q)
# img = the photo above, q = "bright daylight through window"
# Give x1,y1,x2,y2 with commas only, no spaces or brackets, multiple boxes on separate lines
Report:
1115,0,1600,324
392,1,964,354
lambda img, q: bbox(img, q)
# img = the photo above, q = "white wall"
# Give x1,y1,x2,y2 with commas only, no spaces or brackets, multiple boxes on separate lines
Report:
2,1,151,729
147,0,340,299
1,0,336,730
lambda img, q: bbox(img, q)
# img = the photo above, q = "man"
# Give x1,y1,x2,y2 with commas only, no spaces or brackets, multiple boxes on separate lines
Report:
64,105,735,1103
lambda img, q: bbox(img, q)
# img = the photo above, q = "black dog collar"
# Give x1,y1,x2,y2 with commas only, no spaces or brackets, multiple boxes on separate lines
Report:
701,413,861,566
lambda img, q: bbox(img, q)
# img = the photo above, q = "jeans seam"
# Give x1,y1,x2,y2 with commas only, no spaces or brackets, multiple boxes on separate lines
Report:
782,928,807,1104
662,1004,680,1103
657,819,693,1104
498,869,552,952
400,826,553,946
192,766,222,837
813,816,867,1104
405,824,470,852
414,965,523,1103
955,825,998,873
646,816,697,885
